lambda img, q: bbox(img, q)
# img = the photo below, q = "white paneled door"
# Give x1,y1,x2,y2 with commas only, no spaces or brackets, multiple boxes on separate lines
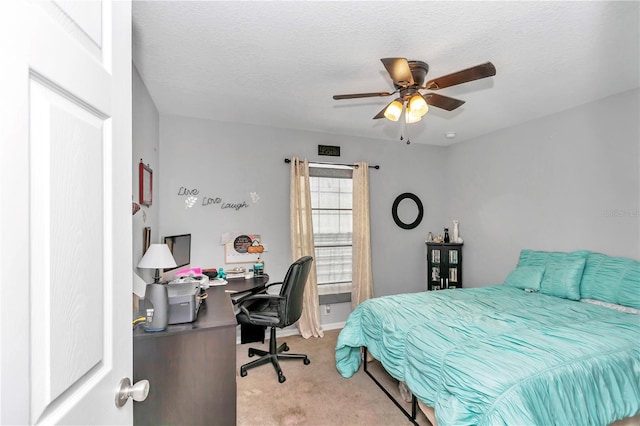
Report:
0,1,133,424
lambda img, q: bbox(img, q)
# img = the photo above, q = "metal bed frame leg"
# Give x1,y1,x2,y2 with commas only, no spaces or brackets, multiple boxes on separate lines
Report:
362,347,419,425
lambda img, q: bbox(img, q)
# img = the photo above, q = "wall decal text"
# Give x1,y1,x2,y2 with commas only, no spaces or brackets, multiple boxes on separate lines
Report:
178,186,199,196
177,187,249,211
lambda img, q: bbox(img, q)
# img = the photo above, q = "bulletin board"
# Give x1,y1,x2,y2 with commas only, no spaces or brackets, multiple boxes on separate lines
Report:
224,234,261,264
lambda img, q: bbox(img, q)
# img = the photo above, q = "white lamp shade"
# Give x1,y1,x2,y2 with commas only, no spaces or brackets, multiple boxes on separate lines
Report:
138,244,177,269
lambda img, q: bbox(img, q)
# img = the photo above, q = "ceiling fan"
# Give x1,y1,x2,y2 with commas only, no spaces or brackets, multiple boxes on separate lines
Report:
333,58,496,123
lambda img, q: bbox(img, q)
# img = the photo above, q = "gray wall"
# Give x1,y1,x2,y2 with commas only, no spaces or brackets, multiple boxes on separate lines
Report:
158,116,448,323
134,82,639,325
132,65,160,284
446,89,640,287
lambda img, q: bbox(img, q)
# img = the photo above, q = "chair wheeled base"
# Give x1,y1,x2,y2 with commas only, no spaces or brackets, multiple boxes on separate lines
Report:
239,327,310,383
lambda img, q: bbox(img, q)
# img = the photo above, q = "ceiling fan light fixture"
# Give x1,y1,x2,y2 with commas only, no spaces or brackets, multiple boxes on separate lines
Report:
405,109,422,124
408,94,429,117
384,99,403,122
333,58,496,126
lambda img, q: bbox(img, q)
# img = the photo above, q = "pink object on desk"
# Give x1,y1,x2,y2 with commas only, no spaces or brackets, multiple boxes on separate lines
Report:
175,267,202,277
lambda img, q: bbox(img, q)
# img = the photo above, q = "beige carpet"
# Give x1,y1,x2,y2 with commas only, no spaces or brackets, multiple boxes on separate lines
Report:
236,329,431,426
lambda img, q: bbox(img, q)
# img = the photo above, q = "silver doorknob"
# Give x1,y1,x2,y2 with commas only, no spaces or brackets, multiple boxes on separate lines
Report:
115,378,150,408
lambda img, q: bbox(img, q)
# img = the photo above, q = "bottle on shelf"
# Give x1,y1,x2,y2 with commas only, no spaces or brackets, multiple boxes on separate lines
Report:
444,228,450,243
452,220,460,243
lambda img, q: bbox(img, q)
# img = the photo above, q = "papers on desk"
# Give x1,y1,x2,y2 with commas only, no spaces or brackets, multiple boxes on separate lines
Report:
209,278,228,286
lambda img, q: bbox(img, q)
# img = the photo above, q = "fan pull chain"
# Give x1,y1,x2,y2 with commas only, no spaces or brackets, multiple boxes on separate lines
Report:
400,117,411,145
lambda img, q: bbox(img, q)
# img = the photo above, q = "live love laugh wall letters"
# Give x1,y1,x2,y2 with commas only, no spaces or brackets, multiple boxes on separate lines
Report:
176,186,253,211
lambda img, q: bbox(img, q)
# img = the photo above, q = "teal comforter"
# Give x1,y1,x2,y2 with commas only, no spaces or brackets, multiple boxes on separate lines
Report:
335,286,640,426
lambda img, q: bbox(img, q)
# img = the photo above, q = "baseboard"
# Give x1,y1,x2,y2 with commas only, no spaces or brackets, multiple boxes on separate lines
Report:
320,321,347,332
235,321,345,344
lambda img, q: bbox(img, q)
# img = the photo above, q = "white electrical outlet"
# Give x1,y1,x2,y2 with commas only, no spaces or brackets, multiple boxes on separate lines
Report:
324,304,331,315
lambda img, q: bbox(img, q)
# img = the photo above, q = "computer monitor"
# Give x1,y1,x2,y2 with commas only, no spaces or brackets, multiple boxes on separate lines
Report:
163,233,191,271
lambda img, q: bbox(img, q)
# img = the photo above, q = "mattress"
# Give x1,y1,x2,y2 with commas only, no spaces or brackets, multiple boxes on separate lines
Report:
335,286,640,426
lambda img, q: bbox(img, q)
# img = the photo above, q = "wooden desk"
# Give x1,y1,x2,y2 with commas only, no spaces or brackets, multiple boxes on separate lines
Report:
133,275,268,426
224,274,269,294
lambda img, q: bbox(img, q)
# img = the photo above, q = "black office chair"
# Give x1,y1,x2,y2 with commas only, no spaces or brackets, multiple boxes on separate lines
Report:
236,256,313,383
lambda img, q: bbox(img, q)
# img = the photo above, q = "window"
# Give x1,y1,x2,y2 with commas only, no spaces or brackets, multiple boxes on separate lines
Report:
309,165,352,304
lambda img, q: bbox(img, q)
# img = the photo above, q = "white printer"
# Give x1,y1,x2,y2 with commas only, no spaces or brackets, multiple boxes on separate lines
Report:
166,283,201,324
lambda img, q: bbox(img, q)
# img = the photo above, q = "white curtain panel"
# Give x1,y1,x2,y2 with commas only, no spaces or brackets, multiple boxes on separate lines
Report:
351,162,374,309
290,157,324,338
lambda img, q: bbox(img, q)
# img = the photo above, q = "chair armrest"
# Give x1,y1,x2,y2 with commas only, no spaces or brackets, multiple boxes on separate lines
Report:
232,281,281,305
238,294,285,318
234,292,284,306
264,281,283,289
232,292,253,305
240,293,284,304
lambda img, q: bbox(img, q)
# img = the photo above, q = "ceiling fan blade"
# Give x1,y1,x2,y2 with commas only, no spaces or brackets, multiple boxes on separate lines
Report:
423,93,465,111
380,58,414,87
333,91,392,100
425,62,496,90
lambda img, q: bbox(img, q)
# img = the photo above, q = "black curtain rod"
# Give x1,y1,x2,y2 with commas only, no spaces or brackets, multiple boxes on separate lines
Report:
284,158,380,169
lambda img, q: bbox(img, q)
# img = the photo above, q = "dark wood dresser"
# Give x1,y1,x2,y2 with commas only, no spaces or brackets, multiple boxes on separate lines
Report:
133,287,238,425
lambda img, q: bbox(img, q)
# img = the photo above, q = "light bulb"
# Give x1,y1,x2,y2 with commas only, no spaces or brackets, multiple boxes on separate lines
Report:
384,99,403,122
408,94,429,117
405,109,422,123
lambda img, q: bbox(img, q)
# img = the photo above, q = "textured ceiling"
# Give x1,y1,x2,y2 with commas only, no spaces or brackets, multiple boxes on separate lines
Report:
132,1,639,146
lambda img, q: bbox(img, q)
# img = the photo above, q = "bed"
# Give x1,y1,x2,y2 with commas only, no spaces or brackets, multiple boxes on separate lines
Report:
335,250,640,425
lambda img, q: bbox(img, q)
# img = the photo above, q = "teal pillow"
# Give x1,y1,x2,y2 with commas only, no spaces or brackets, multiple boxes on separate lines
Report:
503,265,545,290
540,258,586,300
518,249,590,268
581,253,640,309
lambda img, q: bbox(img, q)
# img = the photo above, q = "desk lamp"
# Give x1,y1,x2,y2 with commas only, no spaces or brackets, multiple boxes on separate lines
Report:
138,243,177,283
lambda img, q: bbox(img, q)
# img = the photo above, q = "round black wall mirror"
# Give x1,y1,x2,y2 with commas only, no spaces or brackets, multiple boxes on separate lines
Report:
392,193,424,230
